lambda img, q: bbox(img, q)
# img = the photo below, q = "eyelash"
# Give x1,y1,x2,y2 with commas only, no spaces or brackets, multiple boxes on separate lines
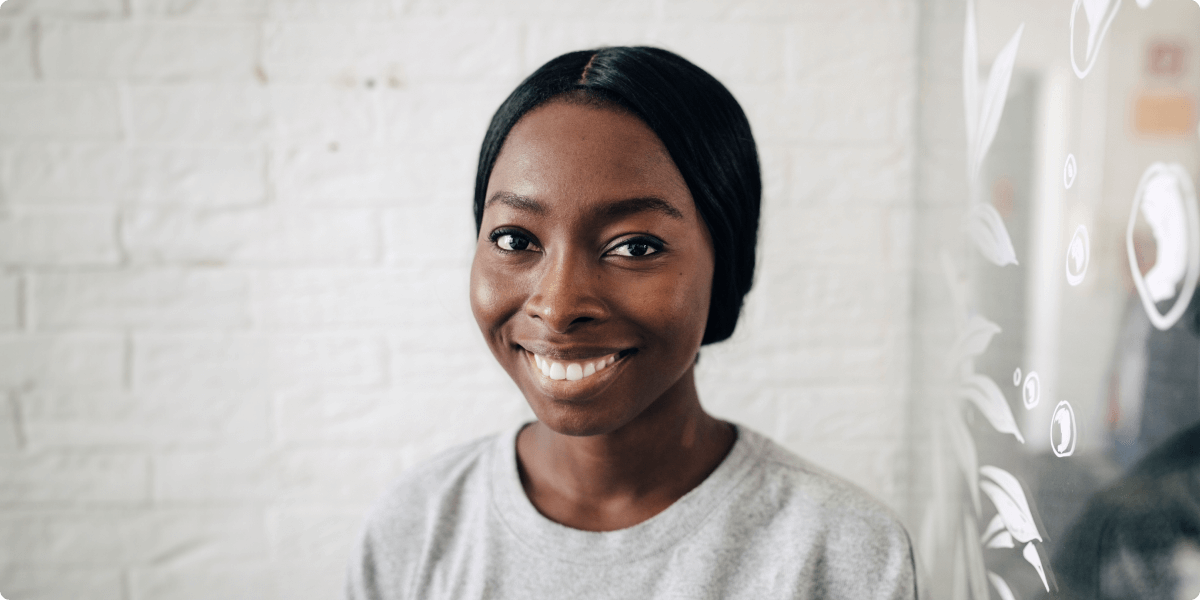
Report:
486,229,664,258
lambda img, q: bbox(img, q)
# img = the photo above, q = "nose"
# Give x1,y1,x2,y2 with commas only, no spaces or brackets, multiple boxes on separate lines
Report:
524,250,608,333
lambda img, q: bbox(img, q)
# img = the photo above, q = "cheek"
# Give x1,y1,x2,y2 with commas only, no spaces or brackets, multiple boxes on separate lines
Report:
469,251,522,338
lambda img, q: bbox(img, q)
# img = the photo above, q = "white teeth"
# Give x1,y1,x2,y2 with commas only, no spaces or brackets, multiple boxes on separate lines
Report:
531,352,622,381
566,364,583,381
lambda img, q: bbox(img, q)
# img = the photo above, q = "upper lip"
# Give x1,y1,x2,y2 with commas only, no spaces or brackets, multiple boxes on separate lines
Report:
515,342,632,361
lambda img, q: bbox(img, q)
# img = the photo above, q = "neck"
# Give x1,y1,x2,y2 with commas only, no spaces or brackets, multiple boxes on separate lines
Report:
515,366,735,532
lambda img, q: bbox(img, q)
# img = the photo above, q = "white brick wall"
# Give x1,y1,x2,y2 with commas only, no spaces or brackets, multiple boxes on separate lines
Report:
0,0,918,598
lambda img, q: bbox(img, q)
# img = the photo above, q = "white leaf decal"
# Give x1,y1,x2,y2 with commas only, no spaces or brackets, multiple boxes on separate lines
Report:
988,572,1018,600
982,513,1015,547
948,412,981,514
1023,541,1050,592
980,465,1042,543
946,315,1002,371
973,23,1024,179
963,0,1025,182
981,513,1005,541
965,202,1019,267
986,530,1015,549
961,374,1025,443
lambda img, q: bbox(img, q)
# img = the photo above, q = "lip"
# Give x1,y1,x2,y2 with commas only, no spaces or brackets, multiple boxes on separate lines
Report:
515,343,637,400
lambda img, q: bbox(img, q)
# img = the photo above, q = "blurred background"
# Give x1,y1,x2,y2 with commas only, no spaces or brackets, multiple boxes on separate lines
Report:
0,0,1196,598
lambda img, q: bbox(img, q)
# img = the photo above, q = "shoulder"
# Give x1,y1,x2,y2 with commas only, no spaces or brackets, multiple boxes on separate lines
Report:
346,432,502,600
731,426,917,598
739,427,904,528
363,432,498,537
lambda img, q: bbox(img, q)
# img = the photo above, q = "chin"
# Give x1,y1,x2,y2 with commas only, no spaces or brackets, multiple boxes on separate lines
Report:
526,396,637,437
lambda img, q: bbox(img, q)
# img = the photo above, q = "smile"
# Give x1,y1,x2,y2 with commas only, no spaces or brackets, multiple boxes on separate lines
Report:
527,349,634,381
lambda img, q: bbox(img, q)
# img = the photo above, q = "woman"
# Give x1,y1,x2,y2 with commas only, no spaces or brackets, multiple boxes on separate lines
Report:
347,46,917,599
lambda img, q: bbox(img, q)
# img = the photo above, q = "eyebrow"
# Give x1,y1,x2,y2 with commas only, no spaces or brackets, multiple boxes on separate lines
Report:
485,192,684,221
485,191,547,215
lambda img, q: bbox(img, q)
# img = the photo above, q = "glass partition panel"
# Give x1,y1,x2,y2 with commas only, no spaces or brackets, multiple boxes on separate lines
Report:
911,1,1200,598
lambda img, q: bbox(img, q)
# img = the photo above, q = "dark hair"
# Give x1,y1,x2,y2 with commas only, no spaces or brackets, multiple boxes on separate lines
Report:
473,46,761,345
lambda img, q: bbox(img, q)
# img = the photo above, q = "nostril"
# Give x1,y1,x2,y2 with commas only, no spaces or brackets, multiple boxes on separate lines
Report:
571,316,595,326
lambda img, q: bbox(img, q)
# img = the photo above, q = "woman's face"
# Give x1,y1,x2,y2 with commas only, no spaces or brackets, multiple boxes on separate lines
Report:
470,100,715,437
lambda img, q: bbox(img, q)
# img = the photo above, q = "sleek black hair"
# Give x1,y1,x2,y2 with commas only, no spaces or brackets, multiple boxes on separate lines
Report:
473,46,761,345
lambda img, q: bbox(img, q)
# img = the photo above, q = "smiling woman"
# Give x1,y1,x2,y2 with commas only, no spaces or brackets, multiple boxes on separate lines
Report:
346,47,917,599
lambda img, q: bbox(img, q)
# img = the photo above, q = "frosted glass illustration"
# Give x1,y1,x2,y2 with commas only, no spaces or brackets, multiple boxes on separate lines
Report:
1127,162,1200,330
1065,225,1090,286
963,0,1024,267
1070,0,1121,78
914,1,1200,597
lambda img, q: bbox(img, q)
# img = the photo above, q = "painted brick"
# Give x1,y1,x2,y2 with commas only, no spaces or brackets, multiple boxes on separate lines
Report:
660,0,914,21
253,268,426,329
21,391,270,449
404,0,652,18
267,507,364,563
275,143,475,203
0,19,36,81
5,143,267,206
0,274,17,329
273,562,344,600
0,334,124,390
742,78,911,144
786,20,914,85
0,452,148,505
270,85,377,145
0,567,123,600
127,84,270,143
130,565,275,600
131,0,270,19
268,0,394,19
262,20,521,85
40,21,259,82
525,22,786,85
276,386,528,448
154,448,406,503
33,269,251,329
0,394,18,452
760,205,902,266
0,509,268,566
786,144,912,205
0,0,125,17
0,209,118,266
382,206,475,267
0,84,122,139
376,84,510,147
133,334,385,389
122,207,379,265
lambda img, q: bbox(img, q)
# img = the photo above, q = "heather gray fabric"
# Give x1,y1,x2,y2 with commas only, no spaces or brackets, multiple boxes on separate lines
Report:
346,424,917,600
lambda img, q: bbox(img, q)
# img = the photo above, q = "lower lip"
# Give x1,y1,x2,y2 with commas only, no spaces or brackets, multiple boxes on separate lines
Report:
524,350,630,400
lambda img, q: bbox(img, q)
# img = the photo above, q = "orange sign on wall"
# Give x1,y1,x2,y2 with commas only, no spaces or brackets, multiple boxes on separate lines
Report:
1133,92,1195,136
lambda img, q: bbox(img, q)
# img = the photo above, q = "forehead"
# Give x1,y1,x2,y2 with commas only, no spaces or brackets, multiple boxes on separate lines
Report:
486,100,691,207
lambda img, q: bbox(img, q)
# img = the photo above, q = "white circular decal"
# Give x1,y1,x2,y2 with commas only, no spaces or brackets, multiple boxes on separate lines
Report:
1126,163,1200,331
1023,371,1040,409
1066,225,1090,286
1064,154,1077,189
1013,367,1022,386
1051,401,1077,457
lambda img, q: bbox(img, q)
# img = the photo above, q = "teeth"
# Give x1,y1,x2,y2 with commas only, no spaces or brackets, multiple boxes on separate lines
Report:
530,351,623,382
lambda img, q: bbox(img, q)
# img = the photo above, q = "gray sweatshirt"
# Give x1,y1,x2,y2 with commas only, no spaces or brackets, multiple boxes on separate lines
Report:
346,424,917,599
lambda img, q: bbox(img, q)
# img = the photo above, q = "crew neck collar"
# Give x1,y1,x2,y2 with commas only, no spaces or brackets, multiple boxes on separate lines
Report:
489,421,758,564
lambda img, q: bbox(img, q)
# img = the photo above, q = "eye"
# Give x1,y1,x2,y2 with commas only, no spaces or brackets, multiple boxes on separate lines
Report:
488,229,539,253
607,236,663,258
